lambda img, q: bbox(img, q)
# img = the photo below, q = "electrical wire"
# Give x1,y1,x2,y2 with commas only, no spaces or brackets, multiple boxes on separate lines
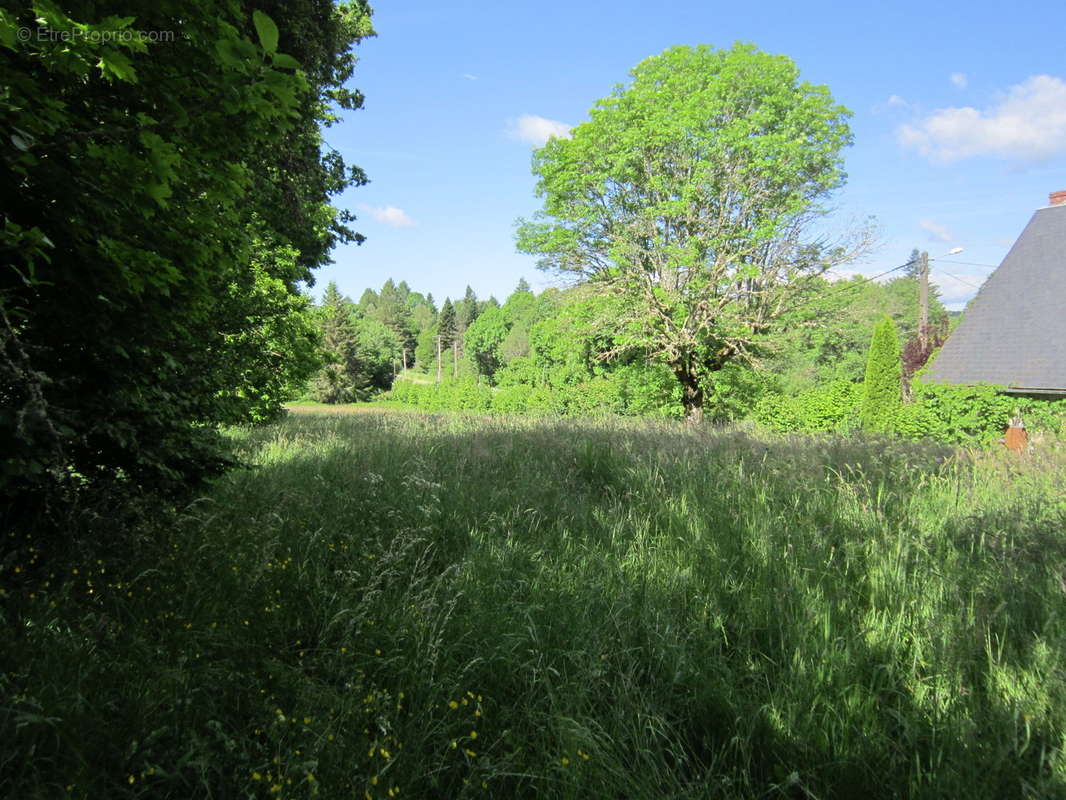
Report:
934,259,998,269
783,258,919,315
934,270,984,291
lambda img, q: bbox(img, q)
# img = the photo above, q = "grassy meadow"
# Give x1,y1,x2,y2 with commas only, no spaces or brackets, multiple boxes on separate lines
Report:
4,408,1066,799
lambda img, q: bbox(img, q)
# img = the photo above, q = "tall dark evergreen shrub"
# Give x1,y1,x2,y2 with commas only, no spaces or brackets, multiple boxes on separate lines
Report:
859,316,902,432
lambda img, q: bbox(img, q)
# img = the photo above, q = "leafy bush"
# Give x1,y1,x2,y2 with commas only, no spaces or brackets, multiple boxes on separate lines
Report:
897,382,1066,445
756,377,1065,445
753,379,860,433
491,385,532,414
563,376,628,417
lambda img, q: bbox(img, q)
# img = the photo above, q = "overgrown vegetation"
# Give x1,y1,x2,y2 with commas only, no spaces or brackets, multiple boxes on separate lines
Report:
0,1,373,529
4,411,1065,798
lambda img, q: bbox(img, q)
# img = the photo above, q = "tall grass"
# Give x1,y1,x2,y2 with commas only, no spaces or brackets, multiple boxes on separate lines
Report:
3,411,1065,798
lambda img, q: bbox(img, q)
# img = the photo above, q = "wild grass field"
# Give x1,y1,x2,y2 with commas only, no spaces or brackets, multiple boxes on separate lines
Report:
4,409,1066,799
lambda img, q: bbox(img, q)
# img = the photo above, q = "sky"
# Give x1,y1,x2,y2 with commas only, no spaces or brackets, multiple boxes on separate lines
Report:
315,0,1066,311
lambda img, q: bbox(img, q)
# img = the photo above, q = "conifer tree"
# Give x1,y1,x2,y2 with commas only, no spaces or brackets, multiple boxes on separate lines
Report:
313,283,367,403
859,315,902,432
438,298,457,347
905,247,922,280
457,286,480,333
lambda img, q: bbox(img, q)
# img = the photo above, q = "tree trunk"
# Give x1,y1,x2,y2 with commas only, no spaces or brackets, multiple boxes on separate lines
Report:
673,365,704,422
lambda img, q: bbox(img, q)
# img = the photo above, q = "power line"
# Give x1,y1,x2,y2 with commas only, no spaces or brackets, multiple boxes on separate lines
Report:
934,258,998,269
787,257,919,314
934,270,983,291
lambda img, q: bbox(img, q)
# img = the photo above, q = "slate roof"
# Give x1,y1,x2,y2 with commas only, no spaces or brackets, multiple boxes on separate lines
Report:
926,201,1066,394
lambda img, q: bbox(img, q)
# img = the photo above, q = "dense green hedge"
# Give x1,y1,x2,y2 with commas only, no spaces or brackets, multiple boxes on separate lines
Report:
381,372,684,418
753,379,861,433
755,380,1066,444
383,374,1065,446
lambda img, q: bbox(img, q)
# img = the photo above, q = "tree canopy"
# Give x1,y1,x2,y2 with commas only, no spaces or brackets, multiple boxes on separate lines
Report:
516,43,873,419
0,1,374,526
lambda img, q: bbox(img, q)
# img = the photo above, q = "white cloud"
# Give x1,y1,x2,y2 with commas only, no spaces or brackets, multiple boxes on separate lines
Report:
360,205,415,228
507,114,572,147
873,95,910,114
950,72,968,89
897,74,1066,162
462,73,478,81
919,218,954,243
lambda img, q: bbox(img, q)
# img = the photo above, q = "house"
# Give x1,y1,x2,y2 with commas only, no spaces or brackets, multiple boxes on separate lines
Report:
925,191,1066,397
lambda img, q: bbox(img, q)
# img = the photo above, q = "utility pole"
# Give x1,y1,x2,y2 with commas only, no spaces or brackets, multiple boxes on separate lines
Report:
919,250,930,352
436,335,442,384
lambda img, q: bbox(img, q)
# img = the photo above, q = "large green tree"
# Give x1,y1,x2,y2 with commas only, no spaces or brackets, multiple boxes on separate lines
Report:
515,43,873,419
0,1,373,526
464,304,509,381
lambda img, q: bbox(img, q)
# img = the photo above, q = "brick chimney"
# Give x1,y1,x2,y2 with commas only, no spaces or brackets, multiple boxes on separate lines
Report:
1050,190,1066,207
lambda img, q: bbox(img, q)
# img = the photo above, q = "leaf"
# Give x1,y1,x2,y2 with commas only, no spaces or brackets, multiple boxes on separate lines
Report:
97,50,137,83
146,182,172,207
0,11,16,49
271,52,300,69
252,10,279,54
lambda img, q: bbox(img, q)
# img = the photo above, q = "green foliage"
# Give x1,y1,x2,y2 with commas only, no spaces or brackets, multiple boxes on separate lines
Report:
768,273,948,394
463,305,509,381
437,298,457,347
755,375,1066,445
353,316,401,392
364,278,416,359
456,286,480,338
0,0,374,527
414,326,438,373
754,379,861,433
516,42,868,419
212,240,323,422
311,283,367,403
896,382,1066,445
382,365,680,420
384,376,492,412
859,316,902,433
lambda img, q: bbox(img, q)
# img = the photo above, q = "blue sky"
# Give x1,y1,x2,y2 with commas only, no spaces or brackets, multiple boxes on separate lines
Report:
315,0,1066,310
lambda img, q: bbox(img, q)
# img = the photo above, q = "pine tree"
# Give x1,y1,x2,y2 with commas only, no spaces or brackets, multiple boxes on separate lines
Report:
859,315,902,433
370,279,416,359
457,286,480,333
356,287,378,315
313,282,367,403
438,298,457,347
905,248,922,280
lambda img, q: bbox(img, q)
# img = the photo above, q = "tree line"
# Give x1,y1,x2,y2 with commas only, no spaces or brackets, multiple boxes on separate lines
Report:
308,266,953,422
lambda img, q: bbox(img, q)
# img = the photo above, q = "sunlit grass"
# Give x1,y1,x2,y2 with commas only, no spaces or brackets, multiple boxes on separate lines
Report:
3,411,1065,798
